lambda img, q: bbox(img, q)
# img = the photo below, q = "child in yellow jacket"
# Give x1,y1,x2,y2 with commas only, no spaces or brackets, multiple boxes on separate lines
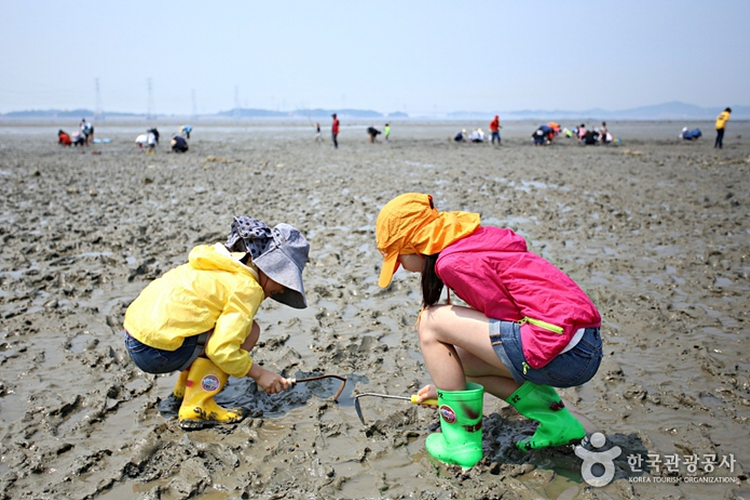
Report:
714,107,731,149
124,216,309,429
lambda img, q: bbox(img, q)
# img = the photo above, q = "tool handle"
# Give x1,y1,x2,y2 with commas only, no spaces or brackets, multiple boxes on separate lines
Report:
410,395,439,406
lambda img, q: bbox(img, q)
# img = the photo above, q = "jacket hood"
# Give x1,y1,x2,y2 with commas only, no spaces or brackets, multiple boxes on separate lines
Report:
439,226,528,256
188,243,259,280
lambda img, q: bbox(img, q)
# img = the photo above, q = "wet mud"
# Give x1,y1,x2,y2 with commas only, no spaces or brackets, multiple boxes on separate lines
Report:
0,120,748,499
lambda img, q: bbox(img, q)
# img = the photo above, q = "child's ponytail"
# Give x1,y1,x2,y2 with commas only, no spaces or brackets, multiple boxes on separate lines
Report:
421,254,444,308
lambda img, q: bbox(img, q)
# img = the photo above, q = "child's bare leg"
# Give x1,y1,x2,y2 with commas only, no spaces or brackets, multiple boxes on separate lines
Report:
418,305,516,393
457,346,521,399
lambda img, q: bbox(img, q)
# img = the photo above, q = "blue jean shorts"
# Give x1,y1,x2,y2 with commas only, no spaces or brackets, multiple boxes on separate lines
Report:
489,319,602,388
124,331,207,374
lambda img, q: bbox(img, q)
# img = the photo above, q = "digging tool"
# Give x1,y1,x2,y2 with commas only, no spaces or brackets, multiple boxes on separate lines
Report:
286,374,348,401
354,393,439,425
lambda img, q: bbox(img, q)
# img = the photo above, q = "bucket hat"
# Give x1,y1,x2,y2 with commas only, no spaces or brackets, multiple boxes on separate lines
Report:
253,223,309,309
375,193,480,288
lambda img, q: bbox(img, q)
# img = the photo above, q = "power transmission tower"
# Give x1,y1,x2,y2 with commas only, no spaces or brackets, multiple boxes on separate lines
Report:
147,78,154,120
95,78,103,120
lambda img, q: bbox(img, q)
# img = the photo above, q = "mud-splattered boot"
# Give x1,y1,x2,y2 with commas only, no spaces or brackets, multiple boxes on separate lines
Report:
507,381,585,451
178,357,244,430
425,382,484,468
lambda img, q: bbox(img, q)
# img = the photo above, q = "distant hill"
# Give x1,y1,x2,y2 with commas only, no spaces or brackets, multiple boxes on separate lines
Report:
2,108,141,119
3,102,747,120
458,102,749,120
215,107,388,119
217,108,288,118
291,108,385,119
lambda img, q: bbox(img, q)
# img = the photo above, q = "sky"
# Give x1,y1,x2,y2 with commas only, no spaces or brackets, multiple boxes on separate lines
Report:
2,1,749,116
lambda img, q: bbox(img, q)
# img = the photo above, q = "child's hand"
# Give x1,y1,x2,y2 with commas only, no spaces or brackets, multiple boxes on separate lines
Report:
416,384,438,407
254,367,291,394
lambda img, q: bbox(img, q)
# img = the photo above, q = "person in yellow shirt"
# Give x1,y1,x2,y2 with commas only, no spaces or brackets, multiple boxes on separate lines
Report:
123,216,309,429
715,107,731,148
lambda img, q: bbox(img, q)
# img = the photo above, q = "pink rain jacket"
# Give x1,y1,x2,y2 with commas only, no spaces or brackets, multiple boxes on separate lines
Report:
436,226,601,369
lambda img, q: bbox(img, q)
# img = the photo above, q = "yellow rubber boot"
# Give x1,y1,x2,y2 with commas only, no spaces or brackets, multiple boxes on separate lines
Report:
178,357,244,429
172,369,189,399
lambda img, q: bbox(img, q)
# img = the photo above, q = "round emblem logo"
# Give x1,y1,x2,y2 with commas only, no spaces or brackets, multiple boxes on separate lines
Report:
438,405,457,424
201,374,221,392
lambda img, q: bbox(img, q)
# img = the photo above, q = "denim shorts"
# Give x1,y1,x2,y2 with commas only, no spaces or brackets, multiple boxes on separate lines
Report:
489,319,602,388
124,331,207,374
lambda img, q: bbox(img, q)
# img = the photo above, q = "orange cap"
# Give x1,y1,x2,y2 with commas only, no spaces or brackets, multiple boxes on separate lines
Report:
375,193,480,287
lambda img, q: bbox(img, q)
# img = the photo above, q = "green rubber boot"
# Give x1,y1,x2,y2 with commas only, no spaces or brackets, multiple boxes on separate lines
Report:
425,382,484,468
507,381,585,451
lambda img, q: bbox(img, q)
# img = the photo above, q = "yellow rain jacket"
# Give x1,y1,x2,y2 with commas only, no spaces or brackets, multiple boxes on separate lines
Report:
715,110,730,130
123,243,264,378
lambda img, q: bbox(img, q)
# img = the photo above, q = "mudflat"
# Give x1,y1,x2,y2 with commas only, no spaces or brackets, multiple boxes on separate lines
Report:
1,120,748,499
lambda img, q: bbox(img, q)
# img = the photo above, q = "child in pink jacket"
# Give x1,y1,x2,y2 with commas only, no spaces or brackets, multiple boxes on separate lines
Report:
376,193,602,468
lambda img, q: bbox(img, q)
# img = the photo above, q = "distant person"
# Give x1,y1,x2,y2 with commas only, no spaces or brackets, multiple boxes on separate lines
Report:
71,131,86,147
171,135,189,153
679,127,702,141
80,119,94,145
367,126,381,143
146,130,158,154
454,129,467,142
331,113,340,149
148,127,160,145
546,122,561,141
314,122,322,142
58,130,72,146
577,124,587,142
180,125,193,139
532,128,546,145
600,122,612,144
581,129,600,145
135,133,148,150
489,115,501,145
468,128,485,143
384,123,391,142
531,125,552,146
714,107,731,148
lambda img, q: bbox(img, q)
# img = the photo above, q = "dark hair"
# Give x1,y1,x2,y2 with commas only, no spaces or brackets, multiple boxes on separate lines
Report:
421,254,444,308
239,252,252,265
726,107,732,113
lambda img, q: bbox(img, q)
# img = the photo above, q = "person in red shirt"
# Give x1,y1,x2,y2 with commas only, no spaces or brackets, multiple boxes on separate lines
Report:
489,115,501,145
58,130,72,146
331,113,340,149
